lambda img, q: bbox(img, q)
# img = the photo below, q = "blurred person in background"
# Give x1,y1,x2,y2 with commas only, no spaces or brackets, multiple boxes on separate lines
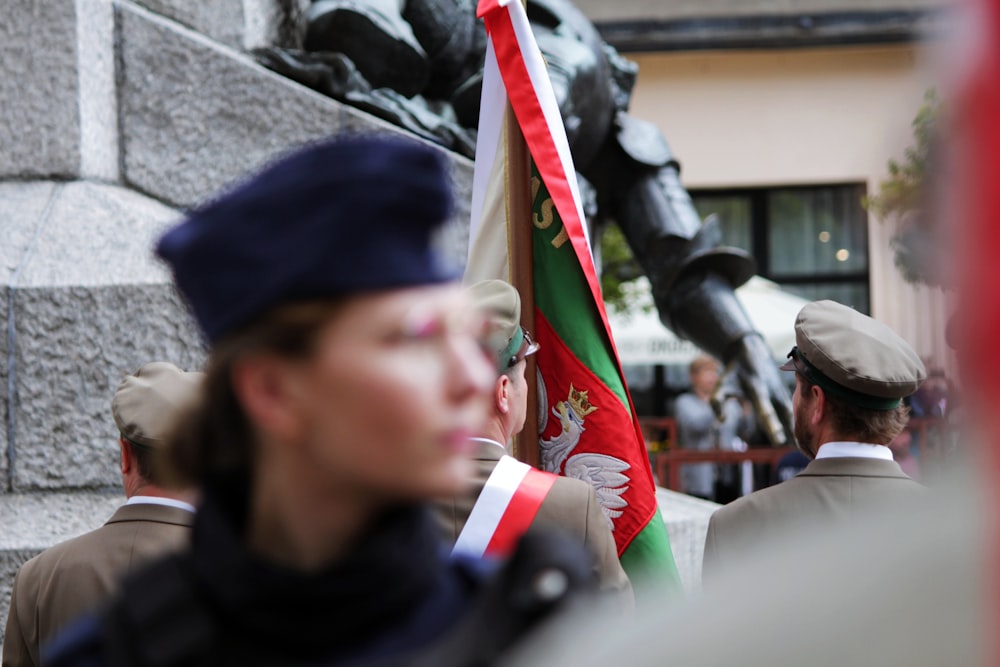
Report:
888,428,921,481
909,368,950,419
673,355,754,502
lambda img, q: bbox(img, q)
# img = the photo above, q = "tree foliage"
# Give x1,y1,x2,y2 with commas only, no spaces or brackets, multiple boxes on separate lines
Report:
863,88,945,287
597,223,648,314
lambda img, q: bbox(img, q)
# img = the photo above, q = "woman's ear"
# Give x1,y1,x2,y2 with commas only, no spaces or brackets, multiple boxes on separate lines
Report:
231,355,306,445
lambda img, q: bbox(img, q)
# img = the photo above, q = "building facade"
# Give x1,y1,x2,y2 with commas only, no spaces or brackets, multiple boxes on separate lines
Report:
582,0,955,375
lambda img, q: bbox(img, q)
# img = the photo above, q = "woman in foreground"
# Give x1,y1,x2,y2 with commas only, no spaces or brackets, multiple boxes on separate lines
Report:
46,136,595,666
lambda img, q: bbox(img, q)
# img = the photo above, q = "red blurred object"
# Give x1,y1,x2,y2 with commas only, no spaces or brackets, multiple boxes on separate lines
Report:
951,0,1000,663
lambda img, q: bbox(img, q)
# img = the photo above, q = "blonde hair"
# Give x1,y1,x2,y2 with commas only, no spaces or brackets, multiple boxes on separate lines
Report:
689,354,719,377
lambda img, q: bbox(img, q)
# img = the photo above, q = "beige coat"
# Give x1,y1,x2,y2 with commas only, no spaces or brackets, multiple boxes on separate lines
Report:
702,456,924,580
2,503,194,667
436,440,633,603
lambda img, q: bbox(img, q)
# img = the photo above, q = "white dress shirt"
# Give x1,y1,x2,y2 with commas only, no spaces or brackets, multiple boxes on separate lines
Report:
814,441,894,461
125,495,196,513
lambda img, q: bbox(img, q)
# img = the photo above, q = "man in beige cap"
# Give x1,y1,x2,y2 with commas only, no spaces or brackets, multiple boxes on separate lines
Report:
702,300,927,580
436,280,632,604
3,362,202,667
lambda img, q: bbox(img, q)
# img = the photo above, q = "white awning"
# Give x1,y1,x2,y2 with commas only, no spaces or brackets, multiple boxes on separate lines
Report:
608,276,808,366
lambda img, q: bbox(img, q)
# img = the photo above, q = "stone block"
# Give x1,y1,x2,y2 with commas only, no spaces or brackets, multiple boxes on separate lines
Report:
1,287,6,488
116,2,476,269
6,181,204,490
0,492,123,552
1,182,63,488
0,0,81,179
78,0,120,181
441,156,476,266
131,0,305,50
11,284,204,490
131,0,248,48
657,486,719,591
10,182,177,289
118,2,347,209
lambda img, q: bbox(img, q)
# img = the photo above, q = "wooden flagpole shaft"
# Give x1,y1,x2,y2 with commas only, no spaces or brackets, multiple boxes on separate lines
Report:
505,104,540,468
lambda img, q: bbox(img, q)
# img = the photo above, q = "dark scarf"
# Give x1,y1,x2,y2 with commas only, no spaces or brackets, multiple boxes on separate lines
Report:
185,473,463,663
95,475,592,667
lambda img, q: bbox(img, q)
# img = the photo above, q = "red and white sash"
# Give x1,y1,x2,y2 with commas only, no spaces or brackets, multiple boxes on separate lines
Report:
452,454,557,558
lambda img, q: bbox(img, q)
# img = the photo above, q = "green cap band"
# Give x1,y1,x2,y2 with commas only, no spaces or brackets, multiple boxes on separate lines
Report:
498,327,525,372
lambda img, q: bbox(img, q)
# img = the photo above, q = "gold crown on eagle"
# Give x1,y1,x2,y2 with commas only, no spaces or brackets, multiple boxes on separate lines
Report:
567,384,598,418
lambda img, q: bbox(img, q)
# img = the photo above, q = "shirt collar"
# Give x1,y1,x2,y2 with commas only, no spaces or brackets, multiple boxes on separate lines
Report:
815,441,894,461
469,437,507,453
126,495,197,513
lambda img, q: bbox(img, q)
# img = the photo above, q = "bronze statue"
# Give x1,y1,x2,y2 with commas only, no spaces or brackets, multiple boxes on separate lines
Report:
255,0,795,446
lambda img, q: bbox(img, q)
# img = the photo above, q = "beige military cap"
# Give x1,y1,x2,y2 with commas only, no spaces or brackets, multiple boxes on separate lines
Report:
112,362,204,448
466,280,540,373
780,300,926,410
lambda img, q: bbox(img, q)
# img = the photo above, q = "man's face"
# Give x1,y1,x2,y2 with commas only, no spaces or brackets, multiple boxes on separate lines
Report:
793,376,817,457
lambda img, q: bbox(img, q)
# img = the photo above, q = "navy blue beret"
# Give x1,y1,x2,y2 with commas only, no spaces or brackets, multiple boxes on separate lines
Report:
156,136,458,344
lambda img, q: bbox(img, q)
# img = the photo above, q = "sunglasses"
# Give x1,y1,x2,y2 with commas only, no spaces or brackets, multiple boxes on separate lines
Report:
506,327,540,369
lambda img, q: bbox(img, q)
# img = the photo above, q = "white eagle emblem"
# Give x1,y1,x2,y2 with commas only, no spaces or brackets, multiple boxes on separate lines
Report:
539,384,631,530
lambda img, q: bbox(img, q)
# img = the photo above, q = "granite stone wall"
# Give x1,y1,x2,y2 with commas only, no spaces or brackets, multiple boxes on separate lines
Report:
1,0,475,496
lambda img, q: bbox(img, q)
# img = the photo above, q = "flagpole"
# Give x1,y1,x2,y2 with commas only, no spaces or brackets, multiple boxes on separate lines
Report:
505,104,540,467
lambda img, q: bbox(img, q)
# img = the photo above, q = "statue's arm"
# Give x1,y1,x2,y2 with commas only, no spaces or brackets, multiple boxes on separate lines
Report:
597,115,794,446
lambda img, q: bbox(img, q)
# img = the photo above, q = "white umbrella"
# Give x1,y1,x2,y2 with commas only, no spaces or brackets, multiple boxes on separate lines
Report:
608,276,808,366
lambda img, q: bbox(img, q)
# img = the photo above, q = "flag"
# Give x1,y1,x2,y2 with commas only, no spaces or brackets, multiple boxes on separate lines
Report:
467,0,681,588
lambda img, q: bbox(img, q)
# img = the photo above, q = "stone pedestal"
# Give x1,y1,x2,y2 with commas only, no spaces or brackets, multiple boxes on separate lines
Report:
657,487,719,591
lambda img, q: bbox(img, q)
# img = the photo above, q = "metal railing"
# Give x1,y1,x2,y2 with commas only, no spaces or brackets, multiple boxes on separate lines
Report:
639,416,954,492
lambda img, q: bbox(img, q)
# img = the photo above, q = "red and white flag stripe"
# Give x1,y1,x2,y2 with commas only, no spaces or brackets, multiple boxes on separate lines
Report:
452,454,556,558
468,1,586,254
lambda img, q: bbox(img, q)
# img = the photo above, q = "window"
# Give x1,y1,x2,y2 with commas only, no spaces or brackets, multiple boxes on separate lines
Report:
691,184,870,313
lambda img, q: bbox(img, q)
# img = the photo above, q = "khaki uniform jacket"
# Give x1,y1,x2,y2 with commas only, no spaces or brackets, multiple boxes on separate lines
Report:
2,503,194,667
436,440,633,604
702,455,924,580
